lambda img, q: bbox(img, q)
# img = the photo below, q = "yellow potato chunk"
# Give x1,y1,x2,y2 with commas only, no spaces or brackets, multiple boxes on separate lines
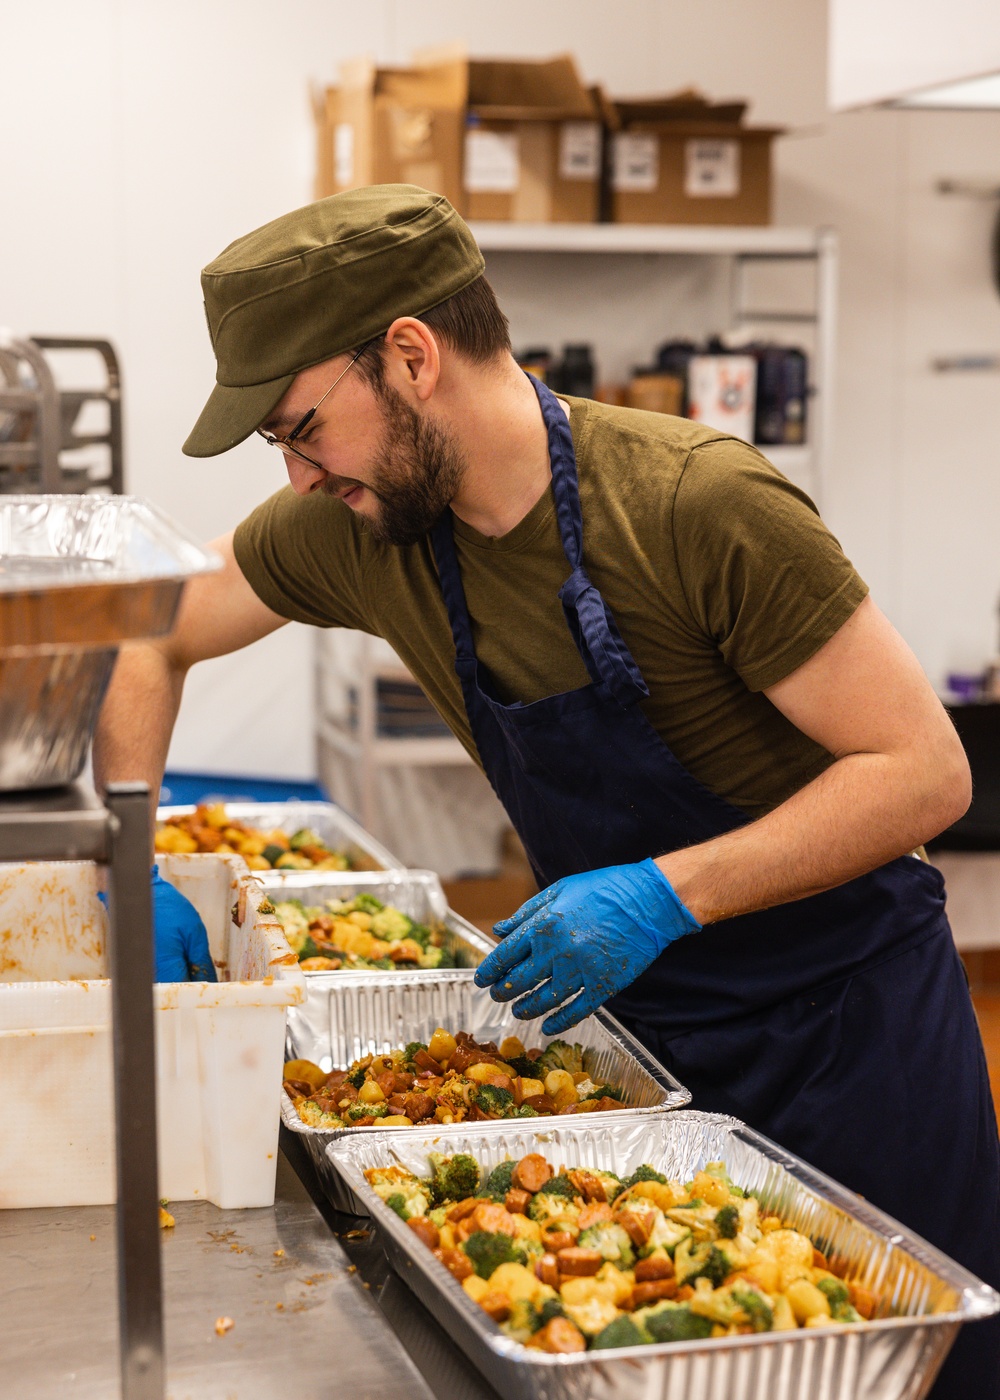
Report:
544,1069,576,1099
755,1229,816,1291
346,910,373,930
499,1036,526,1061
380,1114,412,1126
358,1080,386,1104
518,1078,545,1099
771,1294,798,1330
428,1028,457,1062
488,1262,550,1303
283,1059,326,1089
202,804,229,829
511,1214,542,1244
463,1274,490,1303
786,1278,832,1324
690,1171,730,1208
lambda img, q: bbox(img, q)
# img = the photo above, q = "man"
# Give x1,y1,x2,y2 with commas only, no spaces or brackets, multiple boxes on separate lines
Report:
94,185,998,1394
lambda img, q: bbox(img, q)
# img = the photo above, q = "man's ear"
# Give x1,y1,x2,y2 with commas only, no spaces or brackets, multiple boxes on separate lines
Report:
382,317,440,403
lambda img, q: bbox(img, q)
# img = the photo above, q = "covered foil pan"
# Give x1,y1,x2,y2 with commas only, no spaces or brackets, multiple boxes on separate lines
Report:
156,799,400,873
282,981,690,1210
258,868,494,971
329,1111,1000,1400
0,495,218,790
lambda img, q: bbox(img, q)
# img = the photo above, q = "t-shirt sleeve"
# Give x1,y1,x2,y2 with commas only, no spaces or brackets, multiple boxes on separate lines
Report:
232,485,373,631
671,441,869,691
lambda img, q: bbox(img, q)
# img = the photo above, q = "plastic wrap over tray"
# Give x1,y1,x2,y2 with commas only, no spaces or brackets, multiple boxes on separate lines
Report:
259,868,493,972
157,799,401,873
328,1111,999,1400
282,979,690,1209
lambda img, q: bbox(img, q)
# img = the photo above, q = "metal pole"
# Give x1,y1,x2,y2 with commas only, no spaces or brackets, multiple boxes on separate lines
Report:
105,783,164,1400
812,227,840,516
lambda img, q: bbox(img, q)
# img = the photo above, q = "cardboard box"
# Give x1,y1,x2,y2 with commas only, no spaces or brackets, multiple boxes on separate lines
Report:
464,55,602,222
314,54,466,210
610,91,780,225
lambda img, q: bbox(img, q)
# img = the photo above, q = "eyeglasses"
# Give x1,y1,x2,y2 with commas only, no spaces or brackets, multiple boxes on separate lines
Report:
257,342,370,469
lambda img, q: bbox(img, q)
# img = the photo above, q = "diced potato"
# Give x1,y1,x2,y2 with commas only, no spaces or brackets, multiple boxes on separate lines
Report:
245,855,271,870
283,1059,326,1090
771,1294,798,1330
380,1115,412,1126
595,1262,633,1306
488,1262,542,1302
518,1077,544,1100
499,1036,526,1061
544,1069,576,1099
428,1028,457,1063
786,1278,832,1324
358,1080,386,1104
347,911,373,930
154,826,198,854
238,835,267,857
202,804,229,829
466,1063,512,1088
690,1171,730,1208
511,1214,542,1244
263,829,291,851
463,1274,489,1303
438,1224,457,1251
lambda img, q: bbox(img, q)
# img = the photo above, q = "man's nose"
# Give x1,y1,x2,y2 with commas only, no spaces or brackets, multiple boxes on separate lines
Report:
284,453,326,496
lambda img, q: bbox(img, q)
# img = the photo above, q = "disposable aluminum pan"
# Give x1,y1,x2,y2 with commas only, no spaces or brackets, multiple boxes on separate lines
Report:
282,981,690,1211
156,799,400,872
328,1111,1000,1400
0,495,219,790
259,868,493,971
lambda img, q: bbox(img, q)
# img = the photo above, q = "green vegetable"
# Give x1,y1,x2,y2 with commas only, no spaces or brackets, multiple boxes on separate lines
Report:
295,935,320,962
640,1214,691,1258
527,1185,580,1224
534,1296,565,1328
346,1101,387,1121
463,1230,527,1279
385,1193,410,1220
371,907,411,940
418,944,455,970
403,1041,428,1063
473,1083,515,1116
714,1204,740,1239
534,1040,584,1076
503,1053,540,1079
623,1164,668,1189
351,893,384,914
482,1161,517,1201
544,1172,579,1199
427,1152,480,1206
346,1065,367,1089
641,1303,713,1343
288,826,323,851
677,1242,732,1290
731,1286,774,1332
516,1103,540,1117
577,1222,635,1269
816,1277,850,1310
592,1314,649,1350
262,843,287,866
584,1084,624,1102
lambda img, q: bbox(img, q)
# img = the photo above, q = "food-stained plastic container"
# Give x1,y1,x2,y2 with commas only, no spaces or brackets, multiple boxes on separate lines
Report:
0,853,304,1209
329,1111,1000,1400
259,868,494,973
282,980,690,1210
156,799,400,873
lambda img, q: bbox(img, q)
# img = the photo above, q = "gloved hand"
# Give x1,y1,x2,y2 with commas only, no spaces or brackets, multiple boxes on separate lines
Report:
474,858,700,1034
100,865,217,983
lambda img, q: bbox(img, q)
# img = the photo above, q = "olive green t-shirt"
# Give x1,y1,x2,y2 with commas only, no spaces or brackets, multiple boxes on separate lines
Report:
233,398,868,819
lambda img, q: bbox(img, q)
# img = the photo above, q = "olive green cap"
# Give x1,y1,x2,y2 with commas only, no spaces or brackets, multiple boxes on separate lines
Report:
183,185,485,457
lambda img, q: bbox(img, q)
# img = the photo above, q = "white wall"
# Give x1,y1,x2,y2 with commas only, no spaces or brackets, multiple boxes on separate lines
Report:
2,0,999,780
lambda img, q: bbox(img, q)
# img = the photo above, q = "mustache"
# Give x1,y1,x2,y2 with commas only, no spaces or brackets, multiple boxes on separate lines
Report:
321,473,372,499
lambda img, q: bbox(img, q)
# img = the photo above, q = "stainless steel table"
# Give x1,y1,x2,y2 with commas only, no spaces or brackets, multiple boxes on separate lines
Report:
0,1152,436,1400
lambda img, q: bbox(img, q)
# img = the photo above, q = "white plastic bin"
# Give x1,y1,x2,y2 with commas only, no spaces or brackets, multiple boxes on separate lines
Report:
0,853,304,1209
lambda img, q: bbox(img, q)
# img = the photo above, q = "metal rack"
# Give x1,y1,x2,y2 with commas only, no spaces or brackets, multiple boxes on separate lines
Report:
0,333,124,493
0,782,162,1399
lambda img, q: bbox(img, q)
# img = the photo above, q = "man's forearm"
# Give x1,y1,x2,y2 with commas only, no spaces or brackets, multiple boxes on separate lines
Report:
657,744,968,926
92,642,187,823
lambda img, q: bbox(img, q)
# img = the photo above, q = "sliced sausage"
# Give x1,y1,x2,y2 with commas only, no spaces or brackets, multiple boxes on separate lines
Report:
478,1291,511,1323
535,1253,560,1288
813,1248,829,1270
434,1247,473,1282
848,1283,875,1319
529,1317,587,1353
617,1209,655,1250
471,1203,517,1236
556,1247,604,1277
634,1255,674,1283
577,1202,613,1231
512,1153,552,1194
541,1229,576,1253
504,1188,533,1216
521,1094,557,1115
402,1092,436,1123
376,1069,396,1097
407,1217,440,1250
446,1198,479,1223
568,1170,608,1203
631,1278,678,1308
282,1078,315,1099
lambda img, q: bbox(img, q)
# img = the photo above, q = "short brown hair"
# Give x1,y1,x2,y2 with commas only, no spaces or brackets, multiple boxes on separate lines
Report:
355,274,510,388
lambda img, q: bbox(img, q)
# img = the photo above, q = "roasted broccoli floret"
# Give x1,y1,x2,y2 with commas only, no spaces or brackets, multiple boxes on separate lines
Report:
295,934,321,962
527,1188,580,1224
731,1287,774,1333
463,1230,527,1279
418,944,455,969
535,1040,584,1076
385,1193,410,1220
534,1296,566,1327
503,1053,541,1079
350,893,384,914
366,1167,430,1220
403,1041,428,1063
482,1160,517,1201
641,1304,714,1343
680,1243,732,1289
346,1101,388,1121
622,1164,668,1189
545,1172,579,1199
516,1103,540,1117
714,1203,740,1239
474,1083,515,1116
583,1084,624,1102
427,1152,480,1206
288,827,324,851
816,1278,862,1322
346,1064,367,1089
592,1315,648,1350
371,907,411,940
577,1222,635,1269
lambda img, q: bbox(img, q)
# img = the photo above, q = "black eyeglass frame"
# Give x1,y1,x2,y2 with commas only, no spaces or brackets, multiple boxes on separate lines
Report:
256,340,374,469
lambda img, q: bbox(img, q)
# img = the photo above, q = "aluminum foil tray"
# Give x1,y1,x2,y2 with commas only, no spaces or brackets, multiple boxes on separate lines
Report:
259,868,494,971
328,1111,999,1400
157,799,400,873
282,982,690,1210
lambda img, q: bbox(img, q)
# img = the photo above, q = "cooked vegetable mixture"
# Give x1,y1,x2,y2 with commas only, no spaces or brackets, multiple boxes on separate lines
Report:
275,892,453,971
363,1152,876,1353
154,803,368,871
283,1032,629,1128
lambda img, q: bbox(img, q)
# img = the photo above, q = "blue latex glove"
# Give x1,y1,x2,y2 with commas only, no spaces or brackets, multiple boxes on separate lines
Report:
474,858,700,1034
100,865,217,983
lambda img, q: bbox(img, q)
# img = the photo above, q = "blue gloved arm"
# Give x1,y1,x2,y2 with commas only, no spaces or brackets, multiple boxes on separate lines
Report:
102,866,217,983
473,858,699,1034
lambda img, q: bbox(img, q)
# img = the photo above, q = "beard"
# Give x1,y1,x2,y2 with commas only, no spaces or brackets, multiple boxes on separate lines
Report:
325,381,466,547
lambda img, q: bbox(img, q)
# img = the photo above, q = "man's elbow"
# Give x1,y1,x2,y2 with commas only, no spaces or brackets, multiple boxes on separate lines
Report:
926,734,972,836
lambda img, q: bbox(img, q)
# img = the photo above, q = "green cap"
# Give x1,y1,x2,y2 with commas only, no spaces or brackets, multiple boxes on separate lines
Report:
183,185,485,458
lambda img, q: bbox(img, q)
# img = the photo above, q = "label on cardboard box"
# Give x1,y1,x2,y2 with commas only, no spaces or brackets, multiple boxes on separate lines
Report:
334,123,354,187
611,133,659,192
558,121,601,181
684,139,740,198
464,130,520,193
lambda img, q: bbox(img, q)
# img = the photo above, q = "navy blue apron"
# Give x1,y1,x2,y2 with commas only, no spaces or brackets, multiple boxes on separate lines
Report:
430,376,1000,1396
